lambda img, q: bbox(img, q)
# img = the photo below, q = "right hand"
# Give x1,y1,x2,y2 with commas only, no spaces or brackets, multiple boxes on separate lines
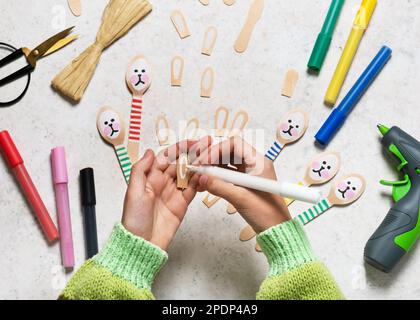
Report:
195,137,291,233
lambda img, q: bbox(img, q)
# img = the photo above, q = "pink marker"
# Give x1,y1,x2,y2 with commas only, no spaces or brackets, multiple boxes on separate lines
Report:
51,147,74,269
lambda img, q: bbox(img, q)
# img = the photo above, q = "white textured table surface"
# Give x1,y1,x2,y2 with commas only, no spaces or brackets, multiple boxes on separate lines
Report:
0,0,419,300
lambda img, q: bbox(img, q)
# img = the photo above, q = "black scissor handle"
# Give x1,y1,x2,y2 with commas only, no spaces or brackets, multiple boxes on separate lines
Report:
0,64,34,87
0,47,24,68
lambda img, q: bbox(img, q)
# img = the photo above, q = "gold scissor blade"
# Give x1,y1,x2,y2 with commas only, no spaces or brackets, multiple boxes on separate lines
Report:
27,26,75,65
43,34,79,57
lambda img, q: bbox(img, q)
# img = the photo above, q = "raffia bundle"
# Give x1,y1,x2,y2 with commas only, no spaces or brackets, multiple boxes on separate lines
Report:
52,0,152,102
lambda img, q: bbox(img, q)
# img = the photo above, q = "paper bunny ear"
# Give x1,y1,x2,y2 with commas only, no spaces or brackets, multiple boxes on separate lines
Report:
96,107,126,146
214,106,229,137
201,67,215,98
304,151,341,185
125,55,152,96
276,108,309,145
171,10,191,39
171,56,184,86
328,173,367,206
155,115,171,146
182,118,200,140
202,26,218,56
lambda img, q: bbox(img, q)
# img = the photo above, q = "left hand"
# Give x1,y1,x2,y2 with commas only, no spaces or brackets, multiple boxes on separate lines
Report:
122,137,211,251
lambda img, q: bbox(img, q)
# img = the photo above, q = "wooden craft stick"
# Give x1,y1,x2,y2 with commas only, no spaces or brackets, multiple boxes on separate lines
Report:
155,115,171,146
171,56,184,86
239,225,256,241
177,153,190,189
202,27,218,56
96,107,132,184
297,174,366,225
234,0,265,53
125,55,152,162
281,69,299,98
68,0,82,17
226,203,237,214
199,0,209,6
171,10,191,39
255,243,262,252
223,0,235,6
264,108,309,162
201,67,215,98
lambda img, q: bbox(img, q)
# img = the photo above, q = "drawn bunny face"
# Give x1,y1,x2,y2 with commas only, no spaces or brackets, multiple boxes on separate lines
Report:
277,109,308,142
98,110,121,140
309,153,340,183
334,175,366,204
126,56,151,95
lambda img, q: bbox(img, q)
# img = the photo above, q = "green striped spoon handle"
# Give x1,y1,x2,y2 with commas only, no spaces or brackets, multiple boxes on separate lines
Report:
115,144,132,184
297,198,332,225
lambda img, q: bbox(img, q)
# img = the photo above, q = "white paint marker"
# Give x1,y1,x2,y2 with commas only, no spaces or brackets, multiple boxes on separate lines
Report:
188,165,322,204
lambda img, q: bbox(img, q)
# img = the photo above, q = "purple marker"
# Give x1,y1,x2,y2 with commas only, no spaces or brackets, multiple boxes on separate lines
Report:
51,147,74,269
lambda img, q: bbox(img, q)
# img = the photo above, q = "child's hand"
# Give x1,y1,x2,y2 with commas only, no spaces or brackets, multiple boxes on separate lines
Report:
195,137,291,233
122,137,211,251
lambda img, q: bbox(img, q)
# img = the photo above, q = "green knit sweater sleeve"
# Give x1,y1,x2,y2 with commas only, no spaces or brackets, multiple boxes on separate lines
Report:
256,219,344,300
60,223,168,300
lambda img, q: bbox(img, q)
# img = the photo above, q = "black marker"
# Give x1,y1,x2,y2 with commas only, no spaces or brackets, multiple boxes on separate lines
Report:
80,168,98,258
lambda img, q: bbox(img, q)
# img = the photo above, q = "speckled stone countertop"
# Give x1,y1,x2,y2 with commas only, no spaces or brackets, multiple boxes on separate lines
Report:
0,0,419,299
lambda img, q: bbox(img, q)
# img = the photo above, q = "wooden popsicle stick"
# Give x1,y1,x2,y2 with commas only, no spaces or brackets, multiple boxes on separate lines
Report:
125,55,152,162
96,107,132,184
177,153,190,189
224,0,235,6
68,0,82,17
255,243,262,252
234,0,265,53
171,56,184,86
171,10,191,39
202,27,218,56
201,67,215,98
199,0,209,5
297,174,366,225
155,115,171,146
281,69,299,98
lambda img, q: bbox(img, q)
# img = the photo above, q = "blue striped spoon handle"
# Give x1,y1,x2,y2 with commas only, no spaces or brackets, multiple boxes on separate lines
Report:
115,144,133,184
297,198,332,225
264,141,284,161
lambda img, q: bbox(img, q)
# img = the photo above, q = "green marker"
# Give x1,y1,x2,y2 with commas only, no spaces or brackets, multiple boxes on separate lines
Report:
307,0,345,72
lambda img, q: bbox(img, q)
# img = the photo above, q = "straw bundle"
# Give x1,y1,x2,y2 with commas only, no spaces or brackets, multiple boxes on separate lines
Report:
52,0,152,103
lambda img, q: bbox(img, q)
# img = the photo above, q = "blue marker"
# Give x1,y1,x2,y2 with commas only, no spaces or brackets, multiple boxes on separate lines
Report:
315,46,392,146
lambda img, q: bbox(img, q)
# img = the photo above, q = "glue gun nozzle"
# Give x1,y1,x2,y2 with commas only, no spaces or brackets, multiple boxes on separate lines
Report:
378,124,390,136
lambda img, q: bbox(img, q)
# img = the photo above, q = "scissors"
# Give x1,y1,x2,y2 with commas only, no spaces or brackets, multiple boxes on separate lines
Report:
0,26,78,106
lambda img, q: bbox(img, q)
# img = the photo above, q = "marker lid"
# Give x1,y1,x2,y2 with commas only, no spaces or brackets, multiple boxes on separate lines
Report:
0,130,23,168
51,147,68,184
80,168,96,206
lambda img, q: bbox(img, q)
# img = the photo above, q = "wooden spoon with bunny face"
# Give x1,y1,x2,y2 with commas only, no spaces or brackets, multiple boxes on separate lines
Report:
297,173,366,225
97,107,132,184
240,151,341,241
125,55,152,162
264,108,309,162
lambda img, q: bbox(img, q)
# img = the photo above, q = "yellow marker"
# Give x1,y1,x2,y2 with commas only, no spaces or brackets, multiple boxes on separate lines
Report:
324,0,377,105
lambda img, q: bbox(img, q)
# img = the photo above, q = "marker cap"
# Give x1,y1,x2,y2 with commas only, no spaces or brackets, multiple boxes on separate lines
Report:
315,109,347,146
80,168,96,206
51,146,68,184
354,0,377,29
0,130,23,168
308,33,332,71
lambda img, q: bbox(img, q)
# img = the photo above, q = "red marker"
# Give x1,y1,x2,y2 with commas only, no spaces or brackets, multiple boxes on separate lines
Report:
0,131,59,242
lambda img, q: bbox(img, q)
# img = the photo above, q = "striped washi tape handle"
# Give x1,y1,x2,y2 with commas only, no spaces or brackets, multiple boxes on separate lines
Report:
115,144,133,184
297,198,331,225
129,97,142,142
265,141,283,161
